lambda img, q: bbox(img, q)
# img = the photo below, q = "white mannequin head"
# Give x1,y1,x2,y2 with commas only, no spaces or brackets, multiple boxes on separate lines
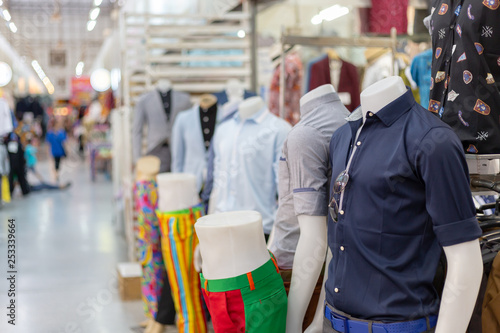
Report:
156,79,172,93
238,96,264,120
360,76,406,121
225,79,244,102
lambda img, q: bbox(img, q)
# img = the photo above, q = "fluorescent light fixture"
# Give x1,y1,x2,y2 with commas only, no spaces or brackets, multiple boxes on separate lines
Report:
31,60,54,93
237,30,246,38
2,9,11,21
311,5,350,25
76,61,85,76
311,15,322,25
9,22,16,33
94,0,103,6
0,1,3,6
87,20,96,31
90,7,100,20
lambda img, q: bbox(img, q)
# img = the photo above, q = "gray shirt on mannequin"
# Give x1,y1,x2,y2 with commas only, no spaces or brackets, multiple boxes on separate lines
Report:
269,91,349,269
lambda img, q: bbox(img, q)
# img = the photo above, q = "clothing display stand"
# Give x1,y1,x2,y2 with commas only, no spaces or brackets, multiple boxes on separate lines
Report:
120,4,254,109
278,27,398,118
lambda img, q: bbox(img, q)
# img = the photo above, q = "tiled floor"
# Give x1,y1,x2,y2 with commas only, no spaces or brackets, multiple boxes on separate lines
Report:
0,156,145,332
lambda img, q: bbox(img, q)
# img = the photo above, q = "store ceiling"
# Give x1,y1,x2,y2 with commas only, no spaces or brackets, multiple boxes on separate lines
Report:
0,0,117,97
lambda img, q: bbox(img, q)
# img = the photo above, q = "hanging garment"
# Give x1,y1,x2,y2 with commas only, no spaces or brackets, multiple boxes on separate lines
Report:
430,0,500,154
132,90,193,169
268,53,303,125
0,98,13,137
0,143,9,175
135,180,166,320
171,104,220,192
362,52,399,90
1,175,10,203
411,49,433,109
200,253,287,333
157,204,207,333
307,55,361,112
482,251,500,332
369,0,409,35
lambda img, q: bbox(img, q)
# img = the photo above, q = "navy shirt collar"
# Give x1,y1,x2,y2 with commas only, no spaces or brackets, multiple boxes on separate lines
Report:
368,88,415,127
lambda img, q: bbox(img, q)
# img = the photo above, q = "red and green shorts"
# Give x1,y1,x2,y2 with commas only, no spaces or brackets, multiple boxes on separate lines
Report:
200,254,287,333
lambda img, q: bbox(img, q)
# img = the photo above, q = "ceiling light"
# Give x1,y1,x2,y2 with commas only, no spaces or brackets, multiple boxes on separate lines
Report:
311,15,322,25
76,61,85,76
237,30,246,38
9,22,17,33
94,0,103,6
3,9,11,21
0,62,12,87
91,68,111,92
87,20,96,31
90,7,100,20
311,5,349,25
0,1,4,6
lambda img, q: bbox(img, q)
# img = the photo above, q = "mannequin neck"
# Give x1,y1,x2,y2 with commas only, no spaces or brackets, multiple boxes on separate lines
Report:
300,84,336,108
238,96,264,119
199,94,217,110
156,79,172,93
360,76,406,122
225,79,244,102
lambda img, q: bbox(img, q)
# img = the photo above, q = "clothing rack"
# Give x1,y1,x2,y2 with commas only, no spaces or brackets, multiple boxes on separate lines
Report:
279,27,398,119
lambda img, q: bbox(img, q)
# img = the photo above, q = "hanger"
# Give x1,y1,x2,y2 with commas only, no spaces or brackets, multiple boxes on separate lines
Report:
199,94,218,110
365,47,390,65
326,48,341,61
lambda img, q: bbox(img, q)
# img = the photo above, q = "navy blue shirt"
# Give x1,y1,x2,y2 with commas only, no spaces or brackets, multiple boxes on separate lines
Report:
327,89,481,321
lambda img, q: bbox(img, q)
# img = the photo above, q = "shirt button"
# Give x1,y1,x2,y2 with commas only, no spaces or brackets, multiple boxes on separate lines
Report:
340,246,345,251
449,23,455,29
205,141,210,147
356,141,361,146
204,128,210,134
203,116,209,122
368,112,373,117
339,210,344,215
334,288,339,293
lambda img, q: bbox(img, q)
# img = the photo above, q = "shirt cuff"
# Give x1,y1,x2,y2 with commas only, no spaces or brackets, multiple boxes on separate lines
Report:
433,216,482,247
292,188,328,217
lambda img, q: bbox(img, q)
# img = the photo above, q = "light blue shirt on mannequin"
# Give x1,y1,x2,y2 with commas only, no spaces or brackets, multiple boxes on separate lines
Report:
211,107,291,234
171,104,221,192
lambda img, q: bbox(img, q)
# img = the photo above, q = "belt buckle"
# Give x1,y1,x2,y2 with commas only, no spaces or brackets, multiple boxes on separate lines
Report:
331,312,350,333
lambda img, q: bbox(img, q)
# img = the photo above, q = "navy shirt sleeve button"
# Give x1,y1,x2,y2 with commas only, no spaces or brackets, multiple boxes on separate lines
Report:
340,246,345,251
334,288,339,293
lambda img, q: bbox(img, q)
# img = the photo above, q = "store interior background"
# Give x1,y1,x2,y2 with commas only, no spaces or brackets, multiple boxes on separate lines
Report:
0,0,433,332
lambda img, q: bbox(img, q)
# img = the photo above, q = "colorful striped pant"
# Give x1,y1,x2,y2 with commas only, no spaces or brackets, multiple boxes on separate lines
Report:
157,204,207,333
135,180,166,319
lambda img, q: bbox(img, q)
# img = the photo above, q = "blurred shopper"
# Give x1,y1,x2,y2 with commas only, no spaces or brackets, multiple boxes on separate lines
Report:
46,119,67,182
5,132,30,196
24,136,44,182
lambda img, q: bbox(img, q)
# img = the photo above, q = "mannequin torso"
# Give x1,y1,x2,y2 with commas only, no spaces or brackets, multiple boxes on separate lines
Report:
320,76,482,333
195,211,270,280
156,173,198,212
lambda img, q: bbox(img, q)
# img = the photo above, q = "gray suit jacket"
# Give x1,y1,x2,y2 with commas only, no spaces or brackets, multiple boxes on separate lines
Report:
132,89,192,162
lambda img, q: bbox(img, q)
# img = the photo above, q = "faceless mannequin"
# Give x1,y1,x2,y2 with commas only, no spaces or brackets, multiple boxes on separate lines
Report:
136,156,161,181
195,211,270,280
309,76,483,333
146,173,199,333
199,94,217,110
285,85,335,332
156,79,172,94
135,156,161,330
156,173,198,212
225,79,245,103
239,96,264,119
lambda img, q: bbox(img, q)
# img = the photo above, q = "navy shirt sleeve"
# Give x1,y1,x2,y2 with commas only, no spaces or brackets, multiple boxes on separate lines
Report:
414,126,481,247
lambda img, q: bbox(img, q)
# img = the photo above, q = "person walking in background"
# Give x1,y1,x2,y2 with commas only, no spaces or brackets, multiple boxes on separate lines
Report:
46,118,67,182
24,135,44,183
